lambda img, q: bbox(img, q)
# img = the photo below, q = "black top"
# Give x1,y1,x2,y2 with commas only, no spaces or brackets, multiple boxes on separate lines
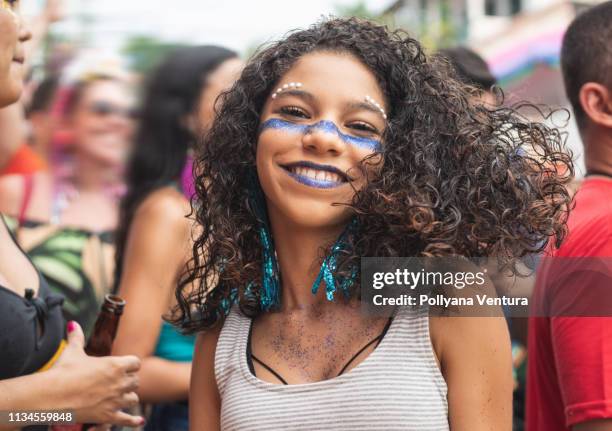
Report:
0,225,65,380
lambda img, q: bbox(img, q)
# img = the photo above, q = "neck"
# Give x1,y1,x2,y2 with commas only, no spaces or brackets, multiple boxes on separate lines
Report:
583,126,612,177
268,208,347,311
71,154,122,192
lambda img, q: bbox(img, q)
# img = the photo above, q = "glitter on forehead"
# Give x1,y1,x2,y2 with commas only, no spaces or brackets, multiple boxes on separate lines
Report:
364,95,387,120
271,82,303,100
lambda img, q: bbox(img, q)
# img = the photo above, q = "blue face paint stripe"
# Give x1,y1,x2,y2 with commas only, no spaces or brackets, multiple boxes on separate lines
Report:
260,118,382,152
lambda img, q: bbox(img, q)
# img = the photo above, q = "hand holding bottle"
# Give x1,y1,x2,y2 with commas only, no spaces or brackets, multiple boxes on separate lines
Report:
51,321,145,427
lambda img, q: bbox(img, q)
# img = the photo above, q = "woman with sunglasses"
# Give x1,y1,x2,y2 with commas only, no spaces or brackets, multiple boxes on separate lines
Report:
0,64,135,337
0,1,143,428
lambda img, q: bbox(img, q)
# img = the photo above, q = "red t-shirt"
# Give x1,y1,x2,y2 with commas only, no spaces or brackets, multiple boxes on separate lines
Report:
527,178,612,430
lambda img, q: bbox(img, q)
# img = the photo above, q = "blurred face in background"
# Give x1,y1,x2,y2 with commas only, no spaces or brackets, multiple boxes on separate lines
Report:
0,0,31,106
68,79,134,167
192,57,243,135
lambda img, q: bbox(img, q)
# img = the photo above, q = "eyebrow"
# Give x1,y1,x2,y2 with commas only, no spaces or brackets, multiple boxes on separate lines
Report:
346,101,386,117
272,89,386,120
272,89,315,103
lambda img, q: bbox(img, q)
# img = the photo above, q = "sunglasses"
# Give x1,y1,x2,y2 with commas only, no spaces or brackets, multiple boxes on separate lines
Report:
0,0,18,11
87,101,139,119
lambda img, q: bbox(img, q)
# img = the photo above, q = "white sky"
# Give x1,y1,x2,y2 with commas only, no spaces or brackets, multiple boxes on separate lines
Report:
29,0,396,55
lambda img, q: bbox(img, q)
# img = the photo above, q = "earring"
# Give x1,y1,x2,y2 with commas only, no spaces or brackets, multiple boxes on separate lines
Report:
246,171,358,310
311,218,359,300
256,222,281,311
247,173,281,311
219,286,239,317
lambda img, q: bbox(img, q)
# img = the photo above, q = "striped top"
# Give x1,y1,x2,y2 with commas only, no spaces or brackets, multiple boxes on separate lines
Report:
215,306,449,431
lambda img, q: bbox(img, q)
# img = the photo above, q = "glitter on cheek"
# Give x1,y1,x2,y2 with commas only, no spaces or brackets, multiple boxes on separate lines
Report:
315,120,382,152
259,118,309,136
259,118,382,152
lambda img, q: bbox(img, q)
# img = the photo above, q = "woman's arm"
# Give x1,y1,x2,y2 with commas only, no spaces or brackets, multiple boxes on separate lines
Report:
112,189,192,403
190,328,222,431
431,314,513,431
23,0,65,70
0,321,143,430
135,357,191,403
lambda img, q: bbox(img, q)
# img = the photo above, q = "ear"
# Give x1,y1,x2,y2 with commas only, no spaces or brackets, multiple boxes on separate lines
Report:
579,82,612,128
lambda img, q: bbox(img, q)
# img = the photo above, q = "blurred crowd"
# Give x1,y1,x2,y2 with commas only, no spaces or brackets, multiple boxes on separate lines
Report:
1,1,611,431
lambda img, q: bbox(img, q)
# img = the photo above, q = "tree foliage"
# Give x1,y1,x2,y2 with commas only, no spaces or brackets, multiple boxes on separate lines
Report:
122,35,186,74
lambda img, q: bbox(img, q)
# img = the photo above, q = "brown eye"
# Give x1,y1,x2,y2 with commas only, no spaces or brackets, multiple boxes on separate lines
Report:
348,121,378,134
279,106,310,119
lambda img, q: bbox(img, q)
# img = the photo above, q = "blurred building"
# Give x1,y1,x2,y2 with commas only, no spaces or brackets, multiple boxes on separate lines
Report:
382,0,606,174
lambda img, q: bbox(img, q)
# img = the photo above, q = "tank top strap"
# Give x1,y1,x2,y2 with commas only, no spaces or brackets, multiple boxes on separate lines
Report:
215,306,247,397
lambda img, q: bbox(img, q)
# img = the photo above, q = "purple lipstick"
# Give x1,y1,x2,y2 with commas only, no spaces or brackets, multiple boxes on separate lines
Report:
281,161,349,189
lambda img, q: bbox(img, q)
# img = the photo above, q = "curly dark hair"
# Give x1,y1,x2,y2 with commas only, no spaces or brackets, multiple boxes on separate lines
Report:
171,17,573,333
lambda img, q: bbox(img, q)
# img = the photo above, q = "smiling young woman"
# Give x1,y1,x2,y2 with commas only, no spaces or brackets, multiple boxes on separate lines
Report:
171,18,573,431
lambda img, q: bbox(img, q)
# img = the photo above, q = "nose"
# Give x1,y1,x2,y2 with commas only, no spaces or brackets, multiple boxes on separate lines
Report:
302,121,345,156
18,17,32,43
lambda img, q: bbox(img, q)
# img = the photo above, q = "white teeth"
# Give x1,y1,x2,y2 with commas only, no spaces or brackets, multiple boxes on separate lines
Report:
290,166,343,183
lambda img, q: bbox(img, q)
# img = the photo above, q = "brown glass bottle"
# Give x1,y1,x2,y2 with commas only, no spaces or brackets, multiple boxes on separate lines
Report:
80,295,126,431
85,294,126,357
51,295,126,431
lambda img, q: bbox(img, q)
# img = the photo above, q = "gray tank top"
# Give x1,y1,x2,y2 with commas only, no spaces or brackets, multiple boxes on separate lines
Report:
215,306,449,430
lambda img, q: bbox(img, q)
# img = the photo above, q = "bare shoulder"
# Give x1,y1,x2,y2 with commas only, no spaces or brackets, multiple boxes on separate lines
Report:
193,323,224,387
191,324,223,429
429,263,510,363
0,172,49,215
430,314,510,362
134,186,191,233
0,174,25,214
195,324,223,359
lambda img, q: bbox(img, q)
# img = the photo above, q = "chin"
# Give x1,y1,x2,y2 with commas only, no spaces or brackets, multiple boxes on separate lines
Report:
0,83,22,106
270,197,352,231
84,149,126,168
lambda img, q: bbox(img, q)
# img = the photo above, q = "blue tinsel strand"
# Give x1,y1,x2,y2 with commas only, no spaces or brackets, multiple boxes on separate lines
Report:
258,224,280,311
219,287,238,316
247,172,281,311
311,219,358,300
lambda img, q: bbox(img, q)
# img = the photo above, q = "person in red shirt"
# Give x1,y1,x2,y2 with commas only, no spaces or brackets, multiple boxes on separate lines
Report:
527,2,612,430
0,141,47,175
